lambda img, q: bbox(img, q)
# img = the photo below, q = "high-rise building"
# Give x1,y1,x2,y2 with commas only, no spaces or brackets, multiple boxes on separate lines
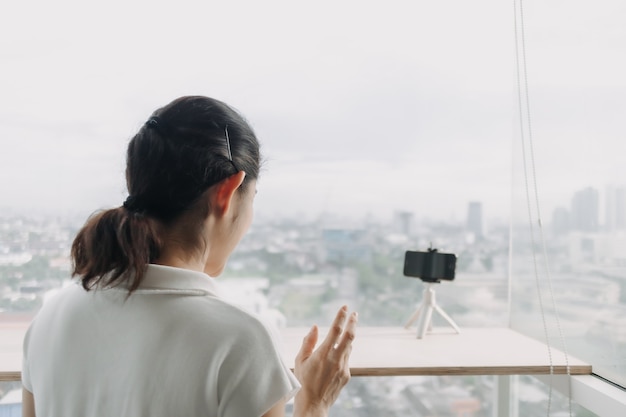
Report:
570,187,599,232
393,210,414,235
466,201,483,239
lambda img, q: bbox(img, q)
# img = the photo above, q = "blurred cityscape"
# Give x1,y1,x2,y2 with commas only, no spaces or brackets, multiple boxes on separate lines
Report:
1,184,625,416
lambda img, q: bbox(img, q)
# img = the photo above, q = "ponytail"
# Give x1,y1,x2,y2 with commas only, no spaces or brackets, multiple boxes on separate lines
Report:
71,208,161,292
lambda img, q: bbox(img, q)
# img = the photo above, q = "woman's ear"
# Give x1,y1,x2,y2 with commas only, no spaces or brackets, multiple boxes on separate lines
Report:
212,171,246,217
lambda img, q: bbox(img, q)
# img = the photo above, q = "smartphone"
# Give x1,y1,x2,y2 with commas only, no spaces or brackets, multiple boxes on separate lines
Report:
403,250,456,282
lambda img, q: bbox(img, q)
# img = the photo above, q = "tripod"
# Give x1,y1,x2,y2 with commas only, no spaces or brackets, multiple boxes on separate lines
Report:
404,282,460,339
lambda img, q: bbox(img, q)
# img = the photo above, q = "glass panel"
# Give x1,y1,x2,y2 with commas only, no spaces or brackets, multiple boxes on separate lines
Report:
509,0,626,388
0,376,605,417
0,382,22,417
286,376,496,417
517,376,599,417
7,0,623,413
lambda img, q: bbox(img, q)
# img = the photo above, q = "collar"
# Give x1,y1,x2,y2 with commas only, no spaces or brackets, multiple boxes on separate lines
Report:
126,264,221,297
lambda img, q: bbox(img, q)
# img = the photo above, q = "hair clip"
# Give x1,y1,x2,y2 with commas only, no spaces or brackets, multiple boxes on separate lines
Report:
224,125,234,161
225,126,239,172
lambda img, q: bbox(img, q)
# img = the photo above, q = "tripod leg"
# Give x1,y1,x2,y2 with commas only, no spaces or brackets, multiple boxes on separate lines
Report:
416,304,434,339
433,304,461,334
404,306,422,329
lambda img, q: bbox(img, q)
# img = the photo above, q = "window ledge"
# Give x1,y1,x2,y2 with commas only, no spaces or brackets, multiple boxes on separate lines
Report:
535,374,626,417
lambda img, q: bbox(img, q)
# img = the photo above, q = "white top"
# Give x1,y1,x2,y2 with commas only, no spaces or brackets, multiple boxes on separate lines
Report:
22,264,300,417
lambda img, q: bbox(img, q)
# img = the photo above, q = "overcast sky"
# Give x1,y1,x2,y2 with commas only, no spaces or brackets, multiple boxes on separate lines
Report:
1,0,624,224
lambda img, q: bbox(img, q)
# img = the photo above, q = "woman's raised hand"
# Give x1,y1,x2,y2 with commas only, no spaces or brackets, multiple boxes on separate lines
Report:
293,306,358,417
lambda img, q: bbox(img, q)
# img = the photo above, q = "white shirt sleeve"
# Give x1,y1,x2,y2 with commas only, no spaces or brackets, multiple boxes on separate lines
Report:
21,320,35,392
216,318,300,417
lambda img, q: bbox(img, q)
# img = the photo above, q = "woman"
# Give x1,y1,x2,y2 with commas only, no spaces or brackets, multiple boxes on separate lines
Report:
21,96,357,417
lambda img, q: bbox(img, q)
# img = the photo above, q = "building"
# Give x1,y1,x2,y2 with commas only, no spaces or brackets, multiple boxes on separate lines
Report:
571,187,599,232
466,202,484,240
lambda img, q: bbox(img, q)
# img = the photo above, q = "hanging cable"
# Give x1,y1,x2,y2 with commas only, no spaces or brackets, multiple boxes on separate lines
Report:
513,0,572,415
513,0,555,412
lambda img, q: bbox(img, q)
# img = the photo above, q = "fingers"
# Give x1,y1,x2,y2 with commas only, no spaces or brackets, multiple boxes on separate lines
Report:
335,311,357,358
319,306,349,353
296,325,318,363
293,307,357,413
320,306,357,356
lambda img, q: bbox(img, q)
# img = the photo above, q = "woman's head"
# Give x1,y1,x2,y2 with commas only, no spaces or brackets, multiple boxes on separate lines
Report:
71,96,261,291
124,96,260,221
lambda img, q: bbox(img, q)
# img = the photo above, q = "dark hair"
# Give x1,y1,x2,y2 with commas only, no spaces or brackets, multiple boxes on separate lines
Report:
71,96,261,292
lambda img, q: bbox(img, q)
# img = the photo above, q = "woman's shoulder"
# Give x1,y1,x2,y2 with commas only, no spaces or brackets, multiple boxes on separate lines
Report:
28,281,84,321
193,290,285,345
189,295,278,340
